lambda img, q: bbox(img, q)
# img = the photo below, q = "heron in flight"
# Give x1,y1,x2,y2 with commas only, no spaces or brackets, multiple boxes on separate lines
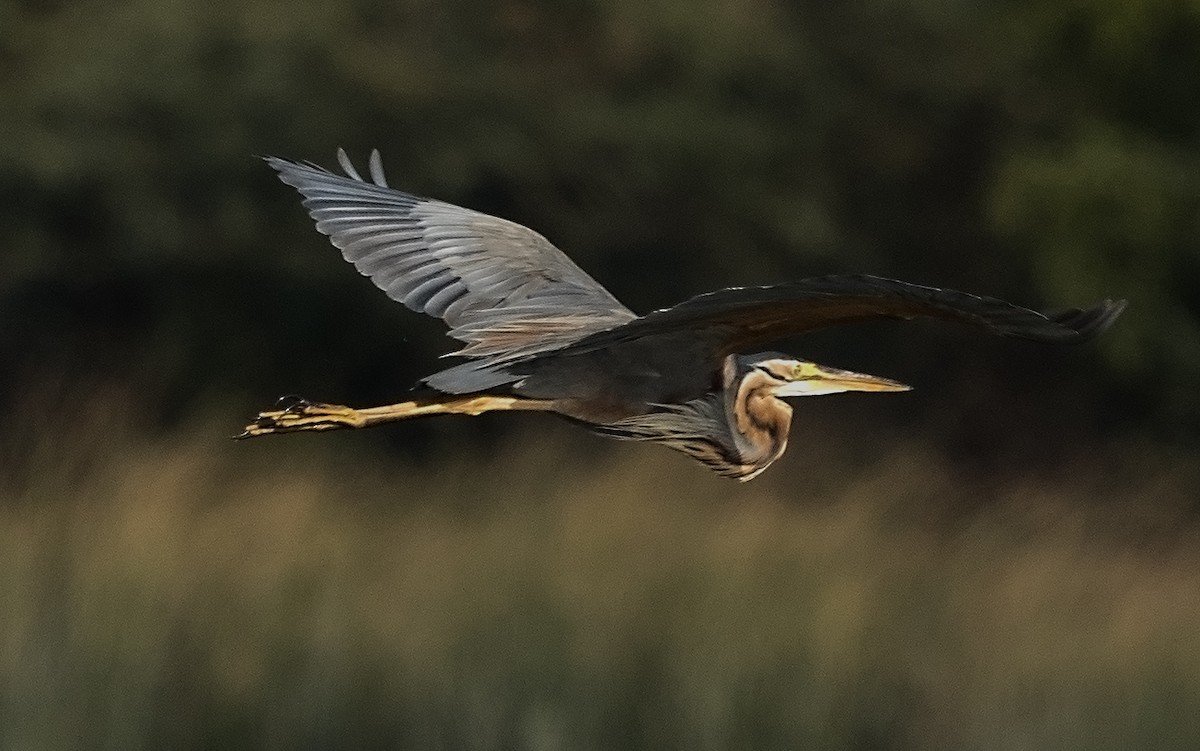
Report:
239,150,1124,480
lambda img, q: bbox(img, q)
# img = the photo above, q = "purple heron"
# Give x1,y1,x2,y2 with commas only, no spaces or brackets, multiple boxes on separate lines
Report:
238,150,1124,480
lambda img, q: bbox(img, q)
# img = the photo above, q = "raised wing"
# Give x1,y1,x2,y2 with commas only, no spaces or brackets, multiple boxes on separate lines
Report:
562,275,1125,356
266,150,636,359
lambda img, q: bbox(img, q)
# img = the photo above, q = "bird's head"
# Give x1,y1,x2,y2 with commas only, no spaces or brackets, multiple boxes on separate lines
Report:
737,353,912,398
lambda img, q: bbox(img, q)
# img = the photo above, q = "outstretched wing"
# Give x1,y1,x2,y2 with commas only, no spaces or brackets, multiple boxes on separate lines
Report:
266,150,636,359
562,275,1125,356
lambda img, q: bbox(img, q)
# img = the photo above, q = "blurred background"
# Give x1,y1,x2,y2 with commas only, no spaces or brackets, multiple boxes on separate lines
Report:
3,0,1200,748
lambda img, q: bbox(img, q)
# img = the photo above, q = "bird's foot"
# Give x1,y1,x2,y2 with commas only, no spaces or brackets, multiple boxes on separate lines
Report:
234,397,363,439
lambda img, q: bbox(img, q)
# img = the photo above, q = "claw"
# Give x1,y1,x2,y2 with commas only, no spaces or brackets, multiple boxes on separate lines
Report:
235,398,362,439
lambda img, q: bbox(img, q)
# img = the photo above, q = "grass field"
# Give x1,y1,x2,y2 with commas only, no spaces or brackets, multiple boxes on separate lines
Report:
2,395,1198,750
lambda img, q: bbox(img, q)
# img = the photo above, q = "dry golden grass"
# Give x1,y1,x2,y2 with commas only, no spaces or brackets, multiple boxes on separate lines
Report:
2,397,1199,749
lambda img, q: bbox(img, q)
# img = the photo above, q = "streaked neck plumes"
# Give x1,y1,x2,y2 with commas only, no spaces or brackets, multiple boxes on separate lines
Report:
590,392,790,481
725,357,797,480
595,355,798,481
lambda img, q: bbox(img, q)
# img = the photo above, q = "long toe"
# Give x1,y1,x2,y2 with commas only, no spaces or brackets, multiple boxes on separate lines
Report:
236,401,360,438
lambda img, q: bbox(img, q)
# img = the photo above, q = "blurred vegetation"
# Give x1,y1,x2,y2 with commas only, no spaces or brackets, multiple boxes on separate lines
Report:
3,395,1200,750
4,0,1200,747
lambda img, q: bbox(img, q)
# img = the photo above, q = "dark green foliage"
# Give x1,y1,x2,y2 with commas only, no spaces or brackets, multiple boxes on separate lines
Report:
2,0,1196,435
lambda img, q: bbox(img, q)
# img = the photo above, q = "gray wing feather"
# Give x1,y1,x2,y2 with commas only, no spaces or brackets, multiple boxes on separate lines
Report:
266,150,636,360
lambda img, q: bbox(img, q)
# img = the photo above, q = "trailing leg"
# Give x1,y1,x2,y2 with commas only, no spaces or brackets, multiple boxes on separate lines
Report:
235,393,555,438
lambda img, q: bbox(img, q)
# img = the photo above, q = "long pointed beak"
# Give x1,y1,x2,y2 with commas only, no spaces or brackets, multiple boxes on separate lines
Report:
774,364,912,397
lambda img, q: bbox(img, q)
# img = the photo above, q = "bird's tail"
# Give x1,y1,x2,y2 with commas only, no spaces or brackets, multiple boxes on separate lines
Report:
235,392,555,439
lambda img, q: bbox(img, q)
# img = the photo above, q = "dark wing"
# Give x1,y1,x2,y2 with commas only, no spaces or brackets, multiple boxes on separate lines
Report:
266,150,636,359
561,275,1125,356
